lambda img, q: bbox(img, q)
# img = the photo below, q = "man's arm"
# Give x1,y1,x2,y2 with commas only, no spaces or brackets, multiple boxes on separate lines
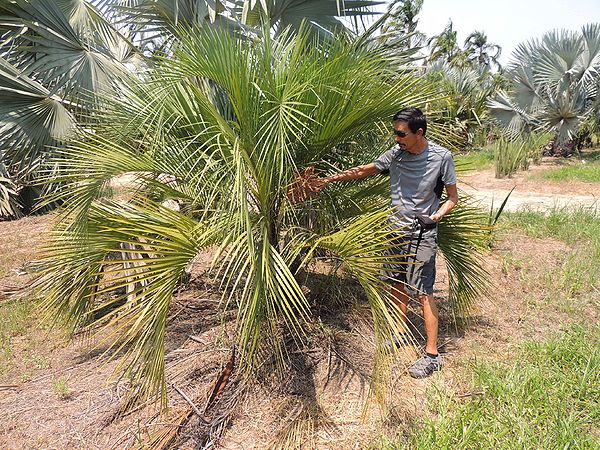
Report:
430,184,458,222
309,163,380,192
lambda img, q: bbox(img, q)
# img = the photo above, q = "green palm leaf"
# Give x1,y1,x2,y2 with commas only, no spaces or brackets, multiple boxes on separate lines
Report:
35,198,211,405
0,0,131,99
300,210,409,341
0,56,76,173
111,0,237,46
0,173,20,217
236,0,383,38
437,194,491,321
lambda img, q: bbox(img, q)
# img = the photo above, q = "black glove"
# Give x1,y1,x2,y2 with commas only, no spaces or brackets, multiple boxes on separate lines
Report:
416,215,437,230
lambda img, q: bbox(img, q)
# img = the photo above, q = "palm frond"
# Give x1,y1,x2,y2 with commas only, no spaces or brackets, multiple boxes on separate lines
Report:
294,210,410,345
0,0,130,100
0,56,77,174
34,198,213,405
0,174,21,218
235,0,382,39
437,194,491,321
488,90,537,139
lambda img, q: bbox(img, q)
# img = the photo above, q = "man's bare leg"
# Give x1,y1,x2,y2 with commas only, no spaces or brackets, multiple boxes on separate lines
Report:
407,293,442,378
391,283,409,333
418,293,439,355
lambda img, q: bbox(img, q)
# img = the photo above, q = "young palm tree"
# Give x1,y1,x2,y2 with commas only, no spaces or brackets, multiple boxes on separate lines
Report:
33,25,491,406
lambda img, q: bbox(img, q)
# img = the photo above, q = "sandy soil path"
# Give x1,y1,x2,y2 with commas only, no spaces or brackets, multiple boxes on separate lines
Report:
459,158,599,213
461,185,599,212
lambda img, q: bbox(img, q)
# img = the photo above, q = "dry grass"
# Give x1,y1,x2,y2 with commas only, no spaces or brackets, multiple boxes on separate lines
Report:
0,215,48,281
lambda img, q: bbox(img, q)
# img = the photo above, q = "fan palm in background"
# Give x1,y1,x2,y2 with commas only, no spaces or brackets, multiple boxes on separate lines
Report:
425,61,500,148
32,24,491,406
0,0,139,217
488,23,600,153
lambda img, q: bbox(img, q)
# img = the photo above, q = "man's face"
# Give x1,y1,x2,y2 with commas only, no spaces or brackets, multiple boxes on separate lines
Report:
394,121,422,153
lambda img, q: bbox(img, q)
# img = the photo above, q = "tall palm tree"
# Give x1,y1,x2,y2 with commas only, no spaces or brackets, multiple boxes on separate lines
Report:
464,30,501,71
377,0,426,52
489,23,600,153
33,25,491,406
427,20,463,66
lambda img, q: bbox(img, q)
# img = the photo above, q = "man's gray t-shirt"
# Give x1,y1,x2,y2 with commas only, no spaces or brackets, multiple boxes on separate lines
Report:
373,141,457,229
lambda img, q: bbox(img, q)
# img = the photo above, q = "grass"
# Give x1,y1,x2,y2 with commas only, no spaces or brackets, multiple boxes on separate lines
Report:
499,208,600,297
53,376,71,399
0,298,34,360
532,150,600,183
499,207,600,248
0,297,56,382
455,148,495,172
375,325,600,449
372,208,600,449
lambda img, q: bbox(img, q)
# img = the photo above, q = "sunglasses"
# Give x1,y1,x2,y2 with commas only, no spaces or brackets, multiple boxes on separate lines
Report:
394,130,411,138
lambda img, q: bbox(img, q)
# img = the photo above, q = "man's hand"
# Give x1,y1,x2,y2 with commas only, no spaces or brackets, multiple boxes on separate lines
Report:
306,176,329,193
286,167,317,203
430,184,459,222
286,163,380,204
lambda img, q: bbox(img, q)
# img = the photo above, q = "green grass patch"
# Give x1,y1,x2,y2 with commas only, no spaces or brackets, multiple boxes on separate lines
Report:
0,298,34,360
499,208,600,296
53,376,71,399
376,325,600,449
499,207,600,247
533,150,600,183
455,148,495,172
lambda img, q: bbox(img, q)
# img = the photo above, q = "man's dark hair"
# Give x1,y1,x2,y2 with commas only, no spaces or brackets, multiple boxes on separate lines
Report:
393,107,427,136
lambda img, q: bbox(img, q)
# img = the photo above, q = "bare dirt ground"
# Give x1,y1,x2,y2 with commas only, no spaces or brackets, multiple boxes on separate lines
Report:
0,159,598,449
460,157,599,212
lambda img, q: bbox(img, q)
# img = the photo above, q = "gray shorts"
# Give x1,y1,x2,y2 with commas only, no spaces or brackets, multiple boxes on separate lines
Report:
382,229,437,296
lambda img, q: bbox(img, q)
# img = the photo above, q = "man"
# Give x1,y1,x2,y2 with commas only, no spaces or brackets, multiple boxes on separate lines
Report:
308,107,458,378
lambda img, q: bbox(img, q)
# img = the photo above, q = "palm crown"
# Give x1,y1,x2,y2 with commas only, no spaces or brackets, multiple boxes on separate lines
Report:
489,23,600,145
0,0,382,218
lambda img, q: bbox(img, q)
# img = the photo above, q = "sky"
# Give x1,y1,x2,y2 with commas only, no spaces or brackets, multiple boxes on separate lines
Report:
386,0,600,66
